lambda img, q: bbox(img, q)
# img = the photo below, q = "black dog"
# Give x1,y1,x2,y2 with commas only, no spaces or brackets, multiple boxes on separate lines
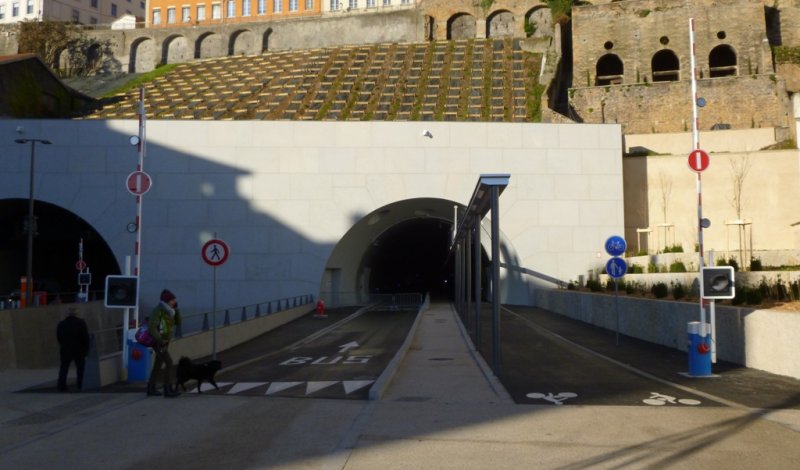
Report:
176,356,222,393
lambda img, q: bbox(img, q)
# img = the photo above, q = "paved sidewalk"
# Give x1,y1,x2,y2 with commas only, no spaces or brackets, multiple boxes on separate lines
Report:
2,302,800,469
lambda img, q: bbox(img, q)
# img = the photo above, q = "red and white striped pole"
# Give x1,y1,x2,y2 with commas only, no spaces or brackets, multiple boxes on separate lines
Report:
133,87,147,327
689,19,707,335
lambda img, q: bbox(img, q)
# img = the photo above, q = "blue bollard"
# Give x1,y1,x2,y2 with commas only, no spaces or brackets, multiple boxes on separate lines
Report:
687,321,712,377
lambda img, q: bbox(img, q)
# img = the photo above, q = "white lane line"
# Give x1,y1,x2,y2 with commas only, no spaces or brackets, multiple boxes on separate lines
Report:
306,381,339,395
266,381,303,395
343,380,374,395
227,382,268,394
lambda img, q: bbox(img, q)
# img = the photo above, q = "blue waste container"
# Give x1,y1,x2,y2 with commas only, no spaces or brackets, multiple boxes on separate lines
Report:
127,341,151,382
687,321,712,377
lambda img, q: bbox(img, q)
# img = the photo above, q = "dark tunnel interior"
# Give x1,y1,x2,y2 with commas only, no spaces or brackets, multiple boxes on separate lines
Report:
361,218,489,301
0,199,120,301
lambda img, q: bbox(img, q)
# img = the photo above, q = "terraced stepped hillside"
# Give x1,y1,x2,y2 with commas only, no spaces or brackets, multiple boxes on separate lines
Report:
86,38,546,122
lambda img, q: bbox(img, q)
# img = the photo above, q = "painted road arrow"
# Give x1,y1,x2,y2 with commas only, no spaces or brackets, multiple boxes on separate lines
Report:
338,341,360,353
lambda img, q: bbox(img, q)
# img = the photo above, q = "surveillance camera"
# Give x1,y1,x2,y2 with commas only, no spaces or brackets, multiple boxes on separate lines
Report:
422,130,433,138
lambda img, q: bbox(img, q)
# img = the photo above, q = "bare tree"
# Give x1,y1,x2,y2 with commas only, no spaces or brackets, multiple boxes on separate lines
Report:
656,171,673,251
728,153,753,268
728,153,752,220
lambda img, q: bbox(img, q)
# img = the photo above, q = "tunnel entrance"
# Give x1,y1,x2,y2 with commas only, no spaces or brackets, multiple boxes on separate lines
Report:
363,218,454,298
322,198,490,305
0,199,120,303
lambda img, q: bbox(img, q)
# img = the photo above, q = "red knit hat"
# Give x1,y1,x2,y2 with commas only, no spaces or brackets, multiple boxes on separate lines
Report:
160,289,176,303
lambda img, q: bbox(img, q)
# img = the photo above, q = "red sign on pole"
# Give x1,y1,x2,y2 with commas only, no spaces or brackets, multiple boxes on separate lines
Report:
202,239,229,267
687,149,710,172
127,171,152,196
76,260,86,271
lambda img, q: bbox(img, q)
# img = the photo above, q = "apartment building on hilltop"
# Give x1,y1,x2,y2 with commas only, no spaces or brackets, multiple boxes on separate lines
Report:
0,0,144,25
146,0,416,27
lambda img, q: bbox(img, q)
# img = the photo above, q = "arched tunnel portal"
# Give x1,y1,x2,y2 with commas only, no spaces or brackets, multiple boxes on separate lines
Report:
322,198,491,306
0,199,120,302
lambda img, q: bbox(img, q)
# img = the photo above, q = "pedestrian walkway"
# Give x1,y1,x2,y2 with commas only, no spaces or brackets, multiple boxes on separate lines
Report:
381,302,511,404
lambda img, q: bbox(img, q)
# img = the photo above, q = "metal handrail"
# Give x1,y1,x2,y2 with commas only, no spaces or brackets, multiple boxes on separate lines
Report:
174,294,315,338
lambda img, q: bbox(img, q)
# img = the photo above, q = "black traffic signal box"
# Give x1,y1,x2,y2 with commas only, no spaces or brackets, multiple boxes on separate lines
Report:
701,266,735,299
104,275,139,308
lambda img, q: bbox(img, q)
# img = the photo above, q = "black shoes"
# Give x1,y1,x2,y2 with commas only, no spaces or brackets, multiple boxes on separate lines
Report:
146,383,162,396
163,385,181,398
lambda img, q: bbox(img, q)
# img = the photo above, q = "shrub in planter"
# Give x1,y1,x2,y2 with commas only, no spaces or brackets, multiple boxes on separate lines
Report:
586,279,603,292
731,284,746,305
651,282,669,298
628,263,644,274
647,262,659,273
669,261,687,273
671,282,687,299
745,287,762,305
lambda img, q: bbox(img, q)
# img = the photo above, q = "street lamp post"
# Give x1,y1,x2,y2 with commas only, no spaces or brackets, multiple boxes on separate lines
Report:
14,138,52,308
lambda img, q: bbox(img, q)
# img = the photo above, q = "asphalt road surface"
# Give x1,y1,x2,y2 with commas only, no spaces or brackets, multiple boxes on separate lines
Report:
469,305,720,407
192,307,418,400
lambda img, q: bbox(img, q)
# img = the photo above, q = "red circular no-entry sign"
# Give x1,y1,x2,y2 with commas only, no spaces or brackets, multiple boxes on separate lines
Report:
687,149,710,172
127,171,152,196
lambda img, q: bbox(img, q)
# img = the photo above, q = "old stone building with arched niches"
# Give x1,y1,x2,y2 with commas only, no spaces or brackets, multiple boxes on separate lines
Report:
420,0,554,41
569,0,792,135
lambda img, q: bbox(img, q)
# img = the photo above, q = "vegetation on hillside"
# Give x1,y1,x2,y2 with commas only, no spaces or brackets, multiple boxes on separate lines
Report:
774,46,800,64
18,20,112,77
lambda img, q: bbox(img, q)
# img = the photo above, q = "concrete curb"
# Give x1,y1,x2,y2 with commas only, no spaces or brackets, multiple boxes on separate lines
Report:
368,302,427,401
450,304,514,404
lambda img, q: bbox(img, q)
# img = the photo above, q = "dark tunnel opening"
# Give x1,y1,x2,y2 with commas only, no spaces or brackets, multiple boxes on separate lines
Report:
0,199,120,302
362,218,489,301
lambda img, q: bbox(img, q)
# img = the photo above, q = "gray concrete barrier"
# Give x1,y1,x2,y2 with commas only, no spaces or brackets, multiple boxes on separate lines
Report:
532,288,800,380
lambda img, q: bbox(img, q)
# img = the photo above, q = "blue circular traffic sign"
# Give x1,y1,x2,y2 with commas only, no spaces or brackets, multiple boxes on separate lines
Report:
604,235,627,257
606,257,628,279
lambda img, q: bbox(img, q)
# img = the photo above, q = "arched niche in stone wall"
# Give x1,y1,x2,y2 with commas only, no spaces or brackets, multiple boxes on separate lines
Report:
230,29,255,56
524,6,552,38
595,53,623,86
130,37,157,73
709,44,737,78
651,49,680,82
448,12,475,40
195,32,224,59
163,35,191,65
486,10,514,38
262,28,273,53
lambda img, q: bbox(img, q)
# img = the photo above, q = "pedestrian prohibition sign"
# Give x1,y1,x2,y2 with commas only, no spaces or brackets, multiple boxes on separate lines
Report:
687,149,710,172
202,239,229,267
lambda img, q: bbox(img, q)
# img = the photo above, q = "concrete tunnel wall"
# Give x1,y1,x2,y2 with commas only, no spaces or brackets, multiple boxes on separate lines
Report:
0,120,624,316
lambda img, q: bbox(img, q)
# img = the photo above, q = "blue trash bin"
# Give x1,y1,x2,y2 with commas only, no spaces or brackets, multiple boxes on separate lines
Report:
687,321,712,377
127,341,151,382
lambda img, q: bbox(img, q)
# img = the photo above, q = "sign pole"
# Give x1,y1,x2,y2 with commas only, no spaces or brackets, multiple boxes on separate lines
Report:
690,18,707,337
201,235,229,361
133,87,147,330
212,263,217,360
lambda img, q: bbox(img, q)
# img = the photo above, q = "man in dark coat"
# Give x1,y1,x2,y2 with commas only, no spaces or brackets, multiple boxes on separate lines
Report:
56,307,90,391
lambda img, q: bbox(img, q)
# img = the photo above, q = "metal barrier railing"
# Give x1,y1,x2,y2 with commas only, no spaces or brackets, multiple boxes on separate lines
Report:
317,291,424,311
174,294,315,338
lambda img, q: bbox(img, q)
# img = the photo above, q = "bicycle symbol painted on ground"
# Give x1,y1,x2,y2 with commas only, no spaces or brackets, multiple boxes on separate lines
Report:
642,392,701,406
526,392,578,405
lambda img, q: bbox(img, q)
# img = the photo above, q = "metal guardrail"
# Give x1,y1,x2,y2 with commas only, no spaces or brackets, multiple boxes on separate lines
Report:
76,294,314,355
175,294,315,338
318,291,424,311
